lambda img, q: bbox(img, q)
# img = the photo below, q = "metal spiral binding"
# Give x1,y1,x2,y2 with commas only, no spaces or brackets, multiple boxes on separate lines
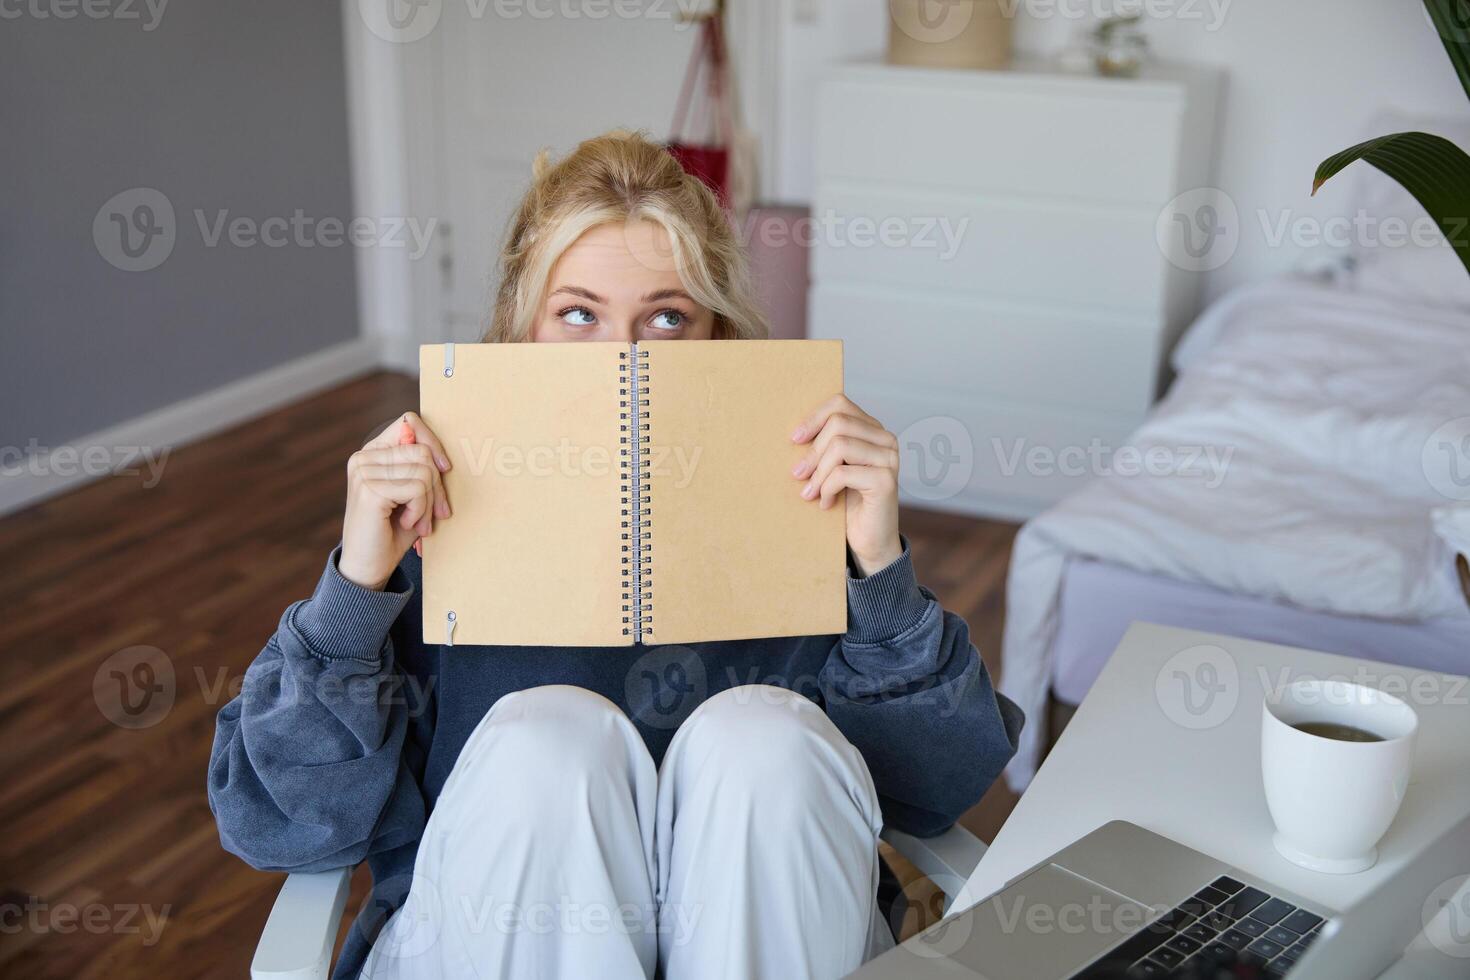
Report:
618,345,652,642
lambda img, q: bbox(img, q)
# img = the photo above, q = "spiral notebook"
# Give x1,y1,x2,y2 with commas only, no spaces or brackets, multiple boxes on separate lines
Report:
418,340,847,647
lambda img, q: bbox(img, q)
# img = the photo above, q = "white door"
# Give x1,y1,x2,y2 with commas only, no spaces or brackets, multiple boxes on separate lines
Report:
422,3,706,342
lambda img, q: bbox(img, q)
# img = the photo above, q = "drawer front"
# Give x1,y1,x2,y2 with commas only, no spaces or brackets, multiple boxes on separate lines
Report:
810,283,1161,417
812,188,1166,316
843,379,1144,518
816,78,1182,206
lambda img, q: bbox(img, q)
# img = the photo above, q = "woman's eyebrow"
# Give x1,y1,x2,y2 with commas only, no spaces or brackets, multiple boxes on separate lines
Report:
642,288,694,303
550,285,606,304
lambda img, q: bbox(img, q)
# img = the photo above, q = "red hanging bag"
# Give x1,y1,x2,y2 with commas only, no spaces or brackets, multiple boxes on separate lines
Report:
667,15,735,207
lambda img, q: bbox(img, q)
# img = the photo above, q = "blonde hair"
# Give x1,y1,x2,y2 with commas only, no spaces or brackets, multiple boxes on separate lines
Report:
485,130,768,343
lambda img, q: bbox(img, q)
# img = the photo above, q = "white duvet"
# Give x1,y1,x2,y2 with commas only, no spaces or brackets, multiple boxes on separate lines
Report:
1000,278,1470,789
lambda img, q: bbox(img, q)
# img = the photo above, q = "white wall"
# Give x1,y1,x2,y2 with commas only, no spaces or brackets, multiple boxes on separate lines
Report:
771,0,1469,302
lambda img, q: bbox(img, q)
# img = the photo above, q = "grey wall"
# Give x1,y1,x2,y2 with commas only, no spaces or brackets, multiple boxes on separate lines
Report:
2,1,360,448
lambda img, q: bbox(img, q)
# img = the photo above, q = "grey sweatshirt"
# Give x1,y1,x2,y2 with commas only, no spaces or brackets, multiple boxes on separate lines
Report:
207,542,1023,979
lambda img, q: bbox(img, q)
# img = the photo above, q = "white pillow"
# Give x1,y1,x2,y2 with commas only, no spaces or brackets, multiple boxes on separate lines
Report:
1348,111,1470,311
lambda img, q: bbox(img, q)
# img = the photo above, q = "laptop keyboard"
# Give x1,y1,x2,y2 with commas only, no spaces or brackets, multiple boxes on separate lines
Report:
1072,875,1325,978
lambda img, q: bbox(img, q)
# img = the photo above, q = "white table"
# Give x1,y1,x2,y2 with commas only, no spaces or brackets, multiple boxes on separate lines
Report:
959,622,1470,977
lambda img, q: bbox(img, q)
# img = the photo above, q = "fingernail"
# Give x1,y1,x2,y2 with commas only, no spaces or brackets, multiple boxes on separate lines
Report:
414,539,423,557
435,498,449,519
801,482,816,500
791,459,811,478
790,426,805,442
435,453,450,472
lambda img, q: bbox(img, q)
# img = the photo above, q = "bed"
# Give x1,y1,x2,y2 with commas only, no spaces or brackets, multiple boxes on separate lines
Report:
999,270,1470,790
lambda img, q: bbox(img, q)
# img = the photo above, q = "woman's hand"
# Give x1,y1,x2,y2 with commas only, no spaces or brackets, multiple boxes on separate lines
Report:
339,412,453,592
791,395,903,577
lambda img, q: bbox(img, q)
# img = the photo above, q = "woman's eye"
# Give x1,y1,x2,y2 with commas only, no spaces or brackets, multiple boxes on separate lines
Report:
649,310,685,331
560,307,597,327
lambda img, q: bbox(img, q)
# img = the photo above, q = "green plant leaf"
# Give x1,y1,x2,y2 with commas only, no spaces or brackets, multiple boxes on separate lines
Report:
1423,0,1470,102
1312,131,1470,276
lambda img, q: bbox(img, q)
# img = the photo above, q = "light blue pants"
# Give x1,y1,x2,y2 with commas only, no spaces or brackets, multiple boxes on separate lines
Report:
362,684,890,980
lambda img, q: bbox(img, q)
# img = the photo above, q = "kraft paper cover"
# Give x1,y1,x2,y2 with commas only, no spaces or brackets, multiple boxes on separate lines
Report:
419,343,625,646
418,340,846,647
639,340,846,645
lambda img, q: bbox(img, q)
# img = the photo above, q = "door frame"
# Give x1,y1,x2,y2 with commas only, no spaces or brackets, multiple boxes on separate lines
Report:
340,0,783,373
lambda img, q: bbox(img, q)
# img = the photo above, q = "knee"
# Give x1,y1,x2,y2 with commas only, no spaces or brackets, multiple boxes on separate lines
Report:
672,686,878,825
446,686,651,809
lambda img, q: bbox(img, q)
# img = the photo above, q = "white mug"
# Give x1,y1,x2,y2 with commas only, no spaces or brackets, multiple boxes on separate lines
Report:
1260,679,1417,874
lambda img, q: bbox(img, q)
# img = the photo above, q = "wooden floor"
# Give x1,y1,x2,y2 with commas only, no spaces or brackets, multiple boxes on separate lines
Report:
0,371,1021,978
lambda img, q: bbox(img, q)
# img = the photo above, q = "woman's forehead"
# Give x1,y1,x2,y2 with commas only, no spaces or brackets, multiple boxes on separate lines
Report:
549,221,684,297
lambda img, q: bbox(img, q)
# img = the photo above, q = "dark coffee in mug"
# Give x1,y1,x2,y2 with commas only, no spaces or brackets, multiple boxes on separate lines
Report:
1291,721,1384,743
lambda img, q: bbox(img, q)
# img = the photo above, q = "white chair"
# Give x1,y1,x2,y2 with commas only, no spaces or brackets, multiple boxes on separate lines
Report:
249,825,987,980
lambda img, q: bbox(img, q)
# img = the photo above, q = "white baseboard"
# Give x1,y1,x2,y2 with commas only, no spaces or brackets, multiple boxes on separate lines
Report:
0,337,383,517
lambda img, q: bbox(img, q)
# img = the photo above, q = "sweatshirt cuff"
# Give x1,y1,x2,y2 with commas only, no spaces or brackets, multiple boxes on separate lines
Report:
292,547,414,662
845,537,931,644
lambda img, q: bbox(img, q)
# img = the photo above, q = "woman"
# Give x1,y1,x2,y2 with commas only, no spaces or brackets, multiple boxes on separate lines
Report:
209,131,1022,980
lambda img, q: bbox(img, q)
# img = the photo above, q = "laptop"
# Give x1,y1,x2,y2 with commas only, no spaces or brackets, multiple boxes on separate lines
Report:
851,817,1470,979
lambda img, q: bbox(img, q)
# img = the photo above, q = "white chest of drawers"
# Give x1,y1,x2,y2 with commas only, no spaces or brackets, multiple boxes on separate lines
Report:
809,57,1222,520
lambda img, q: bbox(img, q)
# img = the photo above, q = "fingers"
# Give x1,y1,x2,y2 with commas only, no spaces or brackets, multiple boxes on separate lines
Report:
359,475,435,531
791,394,879,445
348,444,451,537
799,436,899,504
816,463,897,510
366,411,452,473
352,444,450,513
791,413,897,480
